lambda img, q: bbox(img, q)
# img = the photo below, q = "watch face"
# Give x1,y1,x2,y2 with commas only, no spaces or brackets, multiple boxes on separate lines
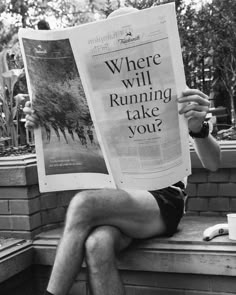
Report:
189,121,209,138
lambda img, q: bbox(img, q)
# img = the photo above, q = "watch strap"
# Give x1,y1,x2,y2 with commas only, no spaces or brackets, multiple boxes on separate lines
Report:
189,121,209,139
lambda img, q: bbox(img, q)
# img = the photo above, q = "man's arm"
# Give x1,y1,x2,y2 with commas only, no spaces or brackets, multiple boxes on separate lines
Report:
191,135,221,171
178,88,221,172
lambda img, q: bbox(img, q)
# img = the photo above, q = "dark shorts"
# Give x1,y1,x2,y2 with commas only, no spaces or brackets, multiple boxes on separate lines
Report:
149,184,186,236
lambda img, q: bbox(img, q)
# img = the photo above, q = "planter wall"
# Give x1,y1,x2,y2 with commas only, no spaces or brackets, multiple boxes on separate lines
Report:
0,155,41,239
0,155,75,239
186,142,236,216
0,142,236,239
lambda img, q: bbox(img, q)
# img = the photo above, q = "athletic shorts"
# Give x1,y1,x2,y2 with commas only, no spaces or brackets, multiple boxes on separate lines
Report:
149,184,186,236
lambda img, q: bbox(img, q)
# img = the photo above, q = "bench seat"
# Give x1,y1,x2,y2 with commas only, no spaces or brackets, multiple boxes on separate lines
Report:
1,215,236,294
32,215,236,295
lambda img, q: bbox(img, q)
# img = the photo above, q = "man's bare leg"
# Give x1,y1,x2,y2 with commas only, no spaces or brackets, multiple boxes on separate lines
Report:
46,188,166,295
46,201,91,295
85,226,132,295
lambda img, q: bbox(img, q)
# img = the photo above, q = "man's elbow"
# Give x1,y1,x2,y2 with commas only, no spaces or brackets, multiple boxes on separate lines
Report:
202,157,221,172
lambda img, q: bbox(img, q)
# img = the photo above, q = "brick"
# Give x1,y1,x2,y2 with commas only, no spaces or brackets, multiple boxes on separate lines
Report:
184,211,199,216
0,164,38,186
220,212,229,217
229,169,236,182
29,212,41,229
41,207,66,225
229,198,236,211
208,197,230,212
218,183,236,197
197,183,218,197
0,187,28,199
188,169,208,183
41,223,64,233
0,185,40,200
10,213,41,230
0,216,11,229
199,211,221,217
211,275,236,293
25,164,39,185
68,281,87,295
28,185,40,198
40,193,59,209
208,169,230,183
9,198,40,214
186,197,208,211
185,183,197,197
0,228,41,239
58,191,75,207
0,167,27,186
123,272,213,291
0,200,9,214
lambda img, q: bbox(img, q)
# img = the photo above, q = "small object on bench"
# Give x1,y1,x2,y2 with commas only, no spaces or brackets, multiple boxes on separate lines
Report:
203,223,229,241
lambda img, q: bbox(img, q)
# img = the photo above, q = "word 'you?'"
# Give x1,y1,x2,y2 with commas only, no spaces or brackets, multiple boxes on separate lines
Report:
105,54,173,138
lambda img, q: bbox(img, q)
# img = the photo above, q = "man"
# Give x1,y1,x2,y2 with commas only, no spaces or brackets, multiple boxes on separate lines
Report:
24,7,221,295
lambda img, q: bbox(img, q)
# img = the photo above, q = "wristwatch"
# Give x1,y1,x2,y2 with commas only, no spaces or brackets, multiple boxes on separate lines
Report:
189,121,209,138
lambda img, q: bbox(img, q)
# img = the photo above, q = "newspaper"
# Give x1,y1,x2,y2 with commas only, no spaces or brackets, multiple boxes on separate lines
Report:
19,3,191,192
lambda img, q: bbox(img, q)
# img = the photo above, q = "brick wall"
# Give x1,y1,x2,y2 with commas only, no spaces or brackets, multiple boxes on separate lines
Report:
40,190,75,233
0,156,77,239
186,168,236,216
186,145,236,216
0,144,236,239
0,185,76,239
0,185,42,239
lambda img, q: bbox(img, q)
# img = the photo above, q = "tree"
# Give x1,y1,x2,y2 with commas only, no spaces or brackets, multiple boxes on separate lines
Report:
208,0,236,127
178,0,236,130
0,0,106,31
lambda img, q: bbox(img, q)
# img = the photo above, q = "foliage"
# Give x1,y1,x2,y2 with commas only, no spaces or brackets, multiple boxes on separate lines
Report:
0,69,28,147
1,0,104,29
208,0,236,127
178,0,236,138
0,0,236,142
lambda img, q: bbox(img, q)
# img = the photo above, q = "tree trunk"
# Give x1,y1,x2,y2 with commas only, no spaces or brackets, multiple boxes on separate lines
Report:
229,92,236,128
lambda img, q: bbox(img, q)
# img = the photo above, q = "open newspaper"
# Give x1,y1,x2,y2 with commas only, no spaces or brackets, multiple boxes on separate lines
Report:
19,3,191,192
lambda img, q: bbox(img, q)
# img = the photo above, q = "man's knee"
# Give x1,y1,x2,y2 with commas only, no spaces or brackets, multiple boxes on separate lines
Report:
85,227,117,269
65,190,98,229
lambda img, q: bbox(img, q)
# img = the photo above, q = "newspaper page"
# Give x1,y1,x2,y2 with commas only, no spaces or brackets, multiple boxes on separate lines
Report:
18,33,114,192
19,2,191,192
70,3,191,190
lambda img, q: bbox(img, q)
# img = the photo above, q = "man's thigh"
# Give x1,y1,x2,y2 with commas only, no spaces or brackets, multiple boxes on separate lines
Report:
85,188,166,239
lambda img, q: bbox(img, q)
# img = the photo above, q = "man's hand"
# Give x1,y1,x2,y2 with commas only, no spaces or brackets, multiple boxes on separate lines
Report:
178,88,210,133
23,101,39,129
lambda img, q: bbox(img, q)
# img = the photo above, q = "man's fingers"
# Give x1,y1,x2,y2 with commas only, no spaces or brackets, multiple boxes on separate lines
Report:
184,110,208,119
26,114,39,122
25,121,35,129
25,101,32,108
178,94,210,106
23,101,36,115
23,106,32,115
25,113,39,129
178,89,210,108
182,88,208,100
179,104,209,115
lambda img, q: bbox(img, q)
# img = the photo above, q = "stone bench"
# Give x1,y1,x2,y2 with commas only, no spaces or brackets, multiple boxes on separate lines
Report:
1,215,235,295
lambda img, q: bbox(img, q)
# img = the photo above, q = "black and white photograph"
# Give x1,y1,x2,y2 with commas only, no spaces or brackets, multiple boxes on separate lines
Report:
22,38,108,176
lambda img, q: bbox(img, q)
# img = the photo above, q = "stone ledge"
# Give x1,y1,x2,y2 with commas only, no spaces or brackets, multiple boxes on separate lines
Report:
0,155,38,186
1,216,236,289
0,240,33,283
33,216,236,276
